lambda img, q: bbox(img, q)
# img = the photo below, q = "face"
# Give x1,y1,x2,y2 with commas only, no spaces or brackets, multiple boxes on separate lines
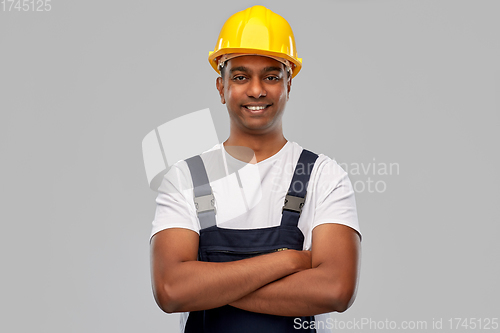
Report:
216,55,291,135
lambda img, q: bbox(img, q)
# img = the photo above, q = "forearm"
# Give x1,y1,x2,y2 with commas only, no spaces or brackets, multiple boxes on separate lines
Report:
229,264,355,316
155,250,303,313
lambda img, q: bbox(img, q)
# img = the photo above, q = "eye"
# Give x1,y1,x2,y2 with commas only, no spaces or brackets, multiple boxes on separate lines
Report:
232,75,247,81
265,76,280,81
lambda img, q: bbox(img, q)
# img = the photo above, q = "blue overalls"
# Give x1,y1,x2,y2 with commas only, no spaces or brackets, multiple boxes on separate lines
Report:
184,149,319,333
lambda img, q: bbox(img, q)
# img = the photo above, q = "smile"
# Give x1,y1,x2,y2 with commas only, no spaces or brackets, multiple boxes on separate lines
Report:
243,104,271,112
246,106,267,111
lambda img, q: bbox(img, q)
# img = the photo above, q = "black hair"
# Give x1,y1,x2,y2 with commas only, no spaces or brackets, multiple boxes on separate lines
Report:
219,64,291,80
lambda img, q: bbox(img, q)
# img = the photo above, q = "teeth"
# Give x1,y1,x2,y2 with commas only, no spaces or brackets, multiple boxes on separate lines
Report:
246,106,266,111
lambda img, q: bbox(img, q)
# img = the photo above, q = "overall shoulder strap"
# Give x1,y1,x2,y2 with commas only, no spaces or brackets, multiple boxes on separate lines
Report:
185,155,216,230
281,149,319,228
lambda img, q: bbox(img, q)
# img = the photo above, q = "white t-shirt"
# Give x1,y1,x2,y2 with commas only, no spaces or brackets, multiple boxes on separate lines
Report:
151,141,361,333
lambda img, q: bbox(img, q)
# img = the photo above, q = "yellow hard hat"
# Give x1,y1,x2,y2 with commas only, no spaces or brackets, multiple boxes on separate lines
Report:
209,5,302,78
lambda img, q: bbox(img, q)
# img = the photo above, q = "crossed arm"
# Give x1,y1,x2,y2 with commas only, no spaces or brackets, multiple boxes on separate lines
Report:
150,223,360,316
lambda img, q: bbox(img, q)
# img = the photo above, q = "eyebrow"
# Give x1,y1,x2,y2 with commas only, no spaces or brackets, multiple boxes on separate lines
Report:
229,66,284,75
263,66,284,73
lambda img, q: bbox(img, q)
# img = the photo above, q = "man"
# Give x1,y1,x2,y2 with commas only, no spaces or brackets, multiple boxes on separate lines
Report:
150,5,361,333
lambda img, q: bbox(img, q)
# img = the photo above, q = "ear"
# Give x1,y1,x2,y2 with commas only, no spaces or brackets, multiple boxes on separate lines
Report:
216,77,226,104
286,77,292,101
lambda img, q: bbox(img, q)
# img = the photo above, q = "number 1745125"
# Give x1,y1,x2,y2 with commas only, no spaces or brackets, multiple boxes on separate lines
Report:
448,318,499,330
1,0,51,12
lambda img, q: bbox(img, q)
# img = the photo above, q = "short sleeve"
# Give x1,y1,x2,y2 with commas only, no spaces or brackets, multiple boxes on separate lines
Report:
150,162,200,240
312,158,361,240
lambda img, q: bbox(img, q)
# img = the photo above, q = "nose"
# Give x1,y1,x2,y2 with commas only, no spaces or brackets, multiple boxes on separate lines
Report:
246,78,267,98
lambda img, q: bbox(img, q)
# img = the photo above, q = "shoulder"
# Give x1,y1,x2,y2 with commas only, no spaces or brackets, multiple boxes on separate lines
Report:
315,154,349,182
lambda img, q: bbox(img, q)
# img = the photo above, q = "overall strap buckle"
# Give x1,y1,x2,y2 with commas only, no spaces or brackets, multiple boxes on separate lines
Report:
282,194,306,216
280,149,319,228
194,193,217,214
185,155,217,230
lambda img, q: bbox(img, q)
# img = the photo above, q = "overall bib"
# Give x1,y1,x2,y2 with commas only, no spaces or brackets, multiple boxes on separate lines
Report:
184,149,319,333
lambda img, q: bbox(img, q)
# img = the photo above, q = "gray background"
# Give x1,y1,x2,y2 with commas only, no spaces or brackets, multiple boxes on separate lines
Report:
1,0,499,332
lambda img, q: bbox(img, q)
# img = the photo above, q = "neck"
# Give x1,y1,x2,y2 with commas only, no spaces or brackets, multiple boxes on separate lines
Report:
224,128,287,163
